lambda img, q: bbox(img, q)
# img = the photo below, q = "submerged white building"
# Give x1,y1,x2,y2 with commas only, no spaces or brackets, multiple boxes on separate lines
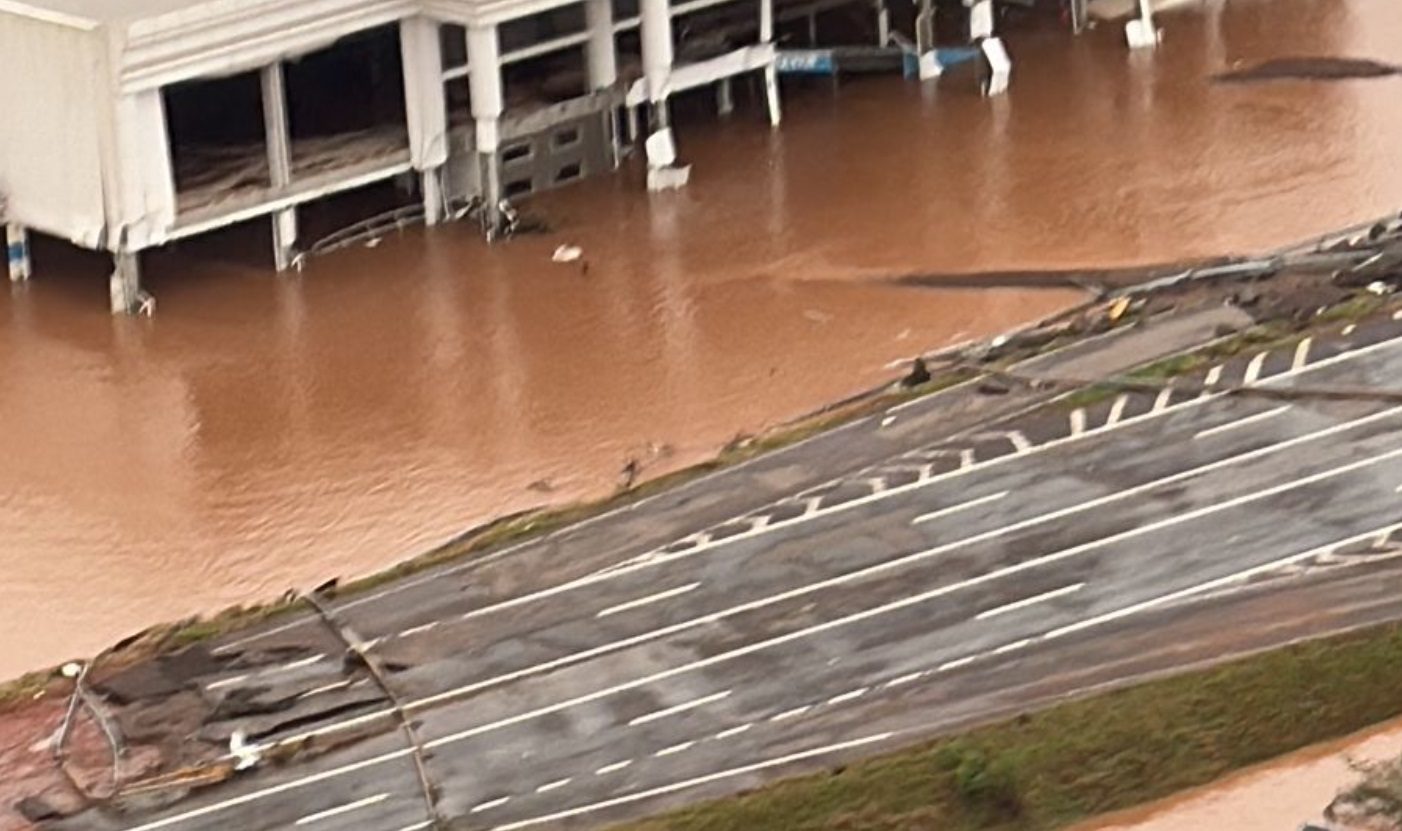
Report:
0,0,1145,312
0,0,802,311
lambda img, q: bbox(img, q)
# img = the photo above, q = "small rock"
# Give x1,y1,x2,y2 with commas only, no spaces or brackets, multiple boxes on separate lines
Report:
977,380,1010,396
1231,289,1261,308
901,358,932,388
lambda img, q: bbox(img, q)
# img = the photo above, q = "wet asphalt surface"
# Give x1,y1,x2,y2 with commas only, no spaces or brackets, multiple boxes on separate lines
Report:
46,307,1402,831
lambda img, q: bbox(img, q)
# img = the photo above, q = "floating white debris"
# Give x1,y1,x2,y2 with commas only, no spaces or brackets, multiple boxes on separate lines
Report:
230,730,264,772
552,245,584,263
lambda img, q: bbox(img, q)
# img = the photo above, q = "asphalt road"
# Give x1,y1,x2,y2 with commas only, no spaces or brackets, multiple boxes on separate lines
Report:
54,314,1402,831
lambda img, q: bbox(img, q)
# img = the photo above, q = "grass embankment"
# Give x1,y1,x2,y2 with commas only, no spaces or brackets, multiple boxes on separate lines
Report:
616,621,1402,831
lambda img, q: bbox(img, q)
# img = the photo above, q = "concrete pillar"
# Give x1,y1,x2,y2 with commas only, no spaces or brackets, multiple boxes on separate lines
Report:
967,0,1010,97
110,251,150,315
716,77,734,116
1126,0,1161,49
914,0,941,80
467,23,505,229
1069,0,1089,33
400,17,450,225
585,0,618,91
7,224,30,282
641,0,689,188
761,0,781,126
261,63,298,271
876,0,891,46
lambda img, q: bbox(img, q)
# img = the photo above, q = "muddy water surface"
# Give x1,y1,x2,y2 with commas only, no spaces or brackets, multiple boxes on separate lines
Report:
1078,717,1402,831
3,0,1401,677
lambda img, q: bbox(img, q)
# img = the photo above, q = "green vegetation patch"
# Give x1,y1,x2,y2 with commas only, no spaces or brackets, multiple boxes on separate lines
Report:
615,621,1402,831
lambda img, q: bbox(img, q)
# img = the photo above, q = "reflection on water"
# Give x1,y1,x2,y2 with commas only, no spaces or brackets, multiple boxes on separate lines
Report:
2,0,1401,677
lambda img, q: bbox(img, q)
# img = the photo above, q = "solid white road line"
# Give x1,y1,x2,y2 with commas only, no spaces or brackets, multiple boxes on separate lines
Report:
628,690,732,726
535,778,572,794
655,741,696,757
491,734,895,830
1193,405,1290,440
599,583,702,619
471,797,512,814
938,656,976,671
300,680,354,699
715,724,753,740
205,675,249,691
991,638,1032,656
826,688,869,706
278,654,326,672
975,583,1084,621
400,622,439,638
393,822,434,831
885,672,925,688
293,793,388,825
217,332,1402,656
911,490,1009,525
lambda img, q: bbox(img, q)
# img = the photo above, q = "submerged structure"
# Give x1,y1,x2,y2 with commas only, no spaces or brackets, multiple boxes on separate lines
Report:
0,0,1158,312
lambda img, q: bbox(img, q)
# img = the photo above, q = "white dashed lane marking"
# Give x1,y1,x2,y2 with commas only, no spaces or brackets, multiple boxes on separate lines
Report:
628,690,732,726
598,583,702,619
294,793,388,826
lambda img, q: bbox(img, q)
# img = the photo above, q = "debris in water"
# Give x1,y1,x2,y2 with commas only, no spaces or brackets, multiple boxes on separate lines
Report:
619,459,641,491
901,358,932,388
1215,57,1401,83
552,245,583,263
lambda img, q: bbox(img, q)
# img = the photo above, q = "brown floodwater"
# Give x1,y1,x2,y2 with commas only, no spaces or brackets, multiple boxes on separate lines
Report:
2,0,1401,678
1077,717,1402,831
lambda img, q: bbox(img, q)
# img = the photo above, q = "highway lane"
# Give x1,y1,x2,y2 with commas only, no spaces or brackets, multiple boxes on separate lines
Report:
60,327,1402,830
221,323,1402,671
